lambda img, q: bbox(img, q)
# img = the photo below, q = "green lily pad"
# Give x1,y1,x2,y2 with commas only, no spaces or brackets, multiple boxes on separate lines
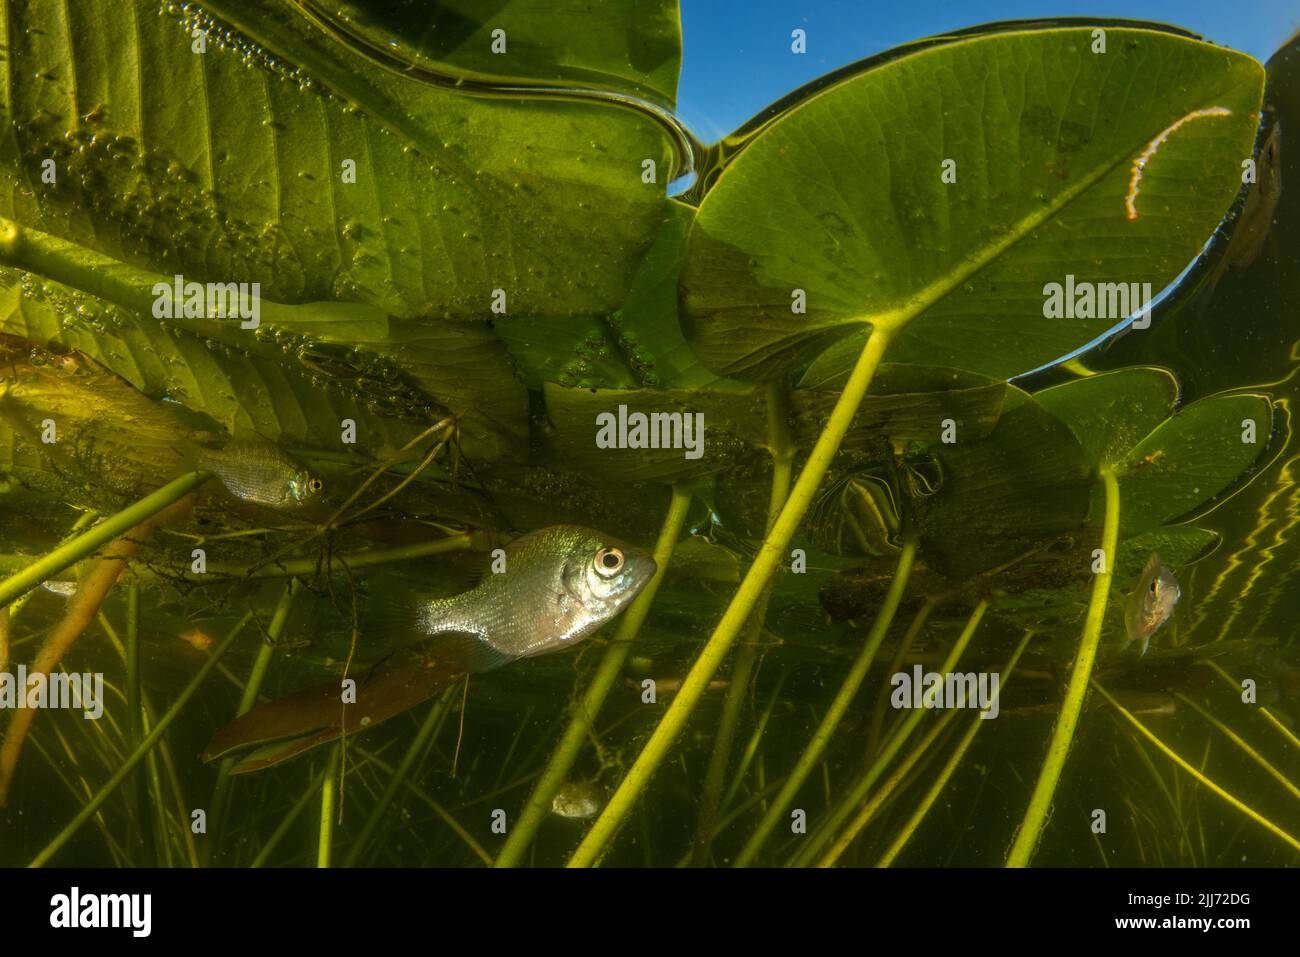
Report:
301,0,682,109
680,26,1263,379
1033,367,1180,470
541,367,1009,484
0,0,675,464
909,389,1093,576
990,524,1220,635
1116,392,1275,534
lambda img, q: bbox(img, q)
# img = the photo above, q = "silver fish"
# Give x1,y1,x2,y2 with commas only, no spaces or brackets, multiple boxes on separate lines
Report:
405,525,657,672
195,441,323,508
1124,552,1181,656
204,525,656,773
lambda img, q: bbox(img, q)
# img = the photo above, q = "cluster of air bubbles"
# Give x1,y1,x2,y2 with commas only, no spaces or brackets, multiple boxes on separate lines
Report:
159,2,328,97
10,270,113,334
22,115,281,285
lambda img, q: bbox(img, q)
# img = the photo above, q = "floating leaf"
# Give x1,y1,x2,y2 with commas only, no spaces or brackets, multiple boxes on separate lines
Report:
1116,393,1275,535
304,0,683,109
1033,367,1180,470
0,0,675,463
909,390,1093,576
542,367,1008,483
680,26,1263,379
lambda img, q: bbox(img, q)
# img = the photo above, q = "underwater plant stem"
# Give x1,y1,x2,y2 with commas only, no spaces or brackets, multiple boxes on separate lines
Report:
568,328,894,867
196,532,482,580
794,598,988,866
207,586,298,863
123,581,154,862
876,629,1035,867
1093,682,1300,852
0,497,193,805
1005,466,1120,868
350,745,496,866
822,705,960,867
867,601,934,759
28,613,248,867
344,694,453,866
126,583,141,747
694,381,795,864
719,672,789,817
734,538,918,868
494,484,693,868
1175,693,1300,802
0,471,210,610
1199,659,1300,750
318,744,341,867
252,767,328,868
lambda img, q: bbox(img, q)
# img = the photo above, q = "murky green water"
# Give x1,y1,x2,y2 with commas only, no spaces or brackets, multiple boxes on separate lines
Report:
0,5,1297,869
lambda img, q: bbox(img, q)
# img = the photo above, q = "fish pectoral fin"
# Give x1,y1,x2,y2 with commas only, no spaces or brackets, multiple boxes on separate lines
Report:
433,630,516,673
202,650,468,772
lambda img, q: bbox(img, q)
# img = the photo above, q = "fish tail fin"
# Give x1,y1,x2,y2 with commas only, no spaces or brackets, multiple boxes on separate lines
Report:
202,649,466,774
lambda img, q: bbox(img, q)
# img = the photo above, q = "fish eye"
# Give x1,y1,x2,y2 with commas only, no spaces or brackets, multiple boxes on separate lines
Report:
1150,579,1160,595
594,547,625,578
308,477,323,493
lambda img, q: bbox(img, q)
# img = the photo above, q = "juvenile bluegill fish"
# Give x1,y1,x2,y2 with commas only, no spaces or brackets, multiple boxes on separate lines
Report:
204,525,656,772
195,441,323,509
1124,552,1180,656
402,525,657,671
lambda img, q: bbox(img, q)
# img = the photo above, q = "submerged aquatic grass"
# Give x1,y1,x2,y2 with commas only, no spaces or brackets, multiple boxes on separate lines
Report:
0,5,1294,875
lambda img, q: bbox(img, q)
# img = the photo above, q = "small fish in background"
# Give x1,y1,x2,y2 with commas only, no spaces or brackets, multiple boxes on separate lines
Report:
39,579,78,597
550,780,603,820
1124,552,1181,656
192,440,323,509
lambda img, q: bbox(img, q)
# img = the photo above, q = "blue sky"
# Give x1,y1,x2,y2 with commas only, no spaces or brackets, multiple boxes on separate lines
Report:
677,1,1300,142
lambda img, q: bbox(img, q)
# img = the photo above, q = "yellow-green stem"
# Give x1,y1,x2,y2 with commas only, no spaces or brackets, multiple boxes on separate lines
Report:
494,484,693,867
734,538,918,867
0,473,211,609
795,598,987,866
196,532,482,581
1093,681,1300,852
1175,692,1300,802
693,381,794,865
866,601,934,759
1005,465,1120,867
318,745,341,867
207,584,298,863
567,328,893,867
252,767,328,868
1199,659,1300,750
877,630,1035,867
344,691,456,866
